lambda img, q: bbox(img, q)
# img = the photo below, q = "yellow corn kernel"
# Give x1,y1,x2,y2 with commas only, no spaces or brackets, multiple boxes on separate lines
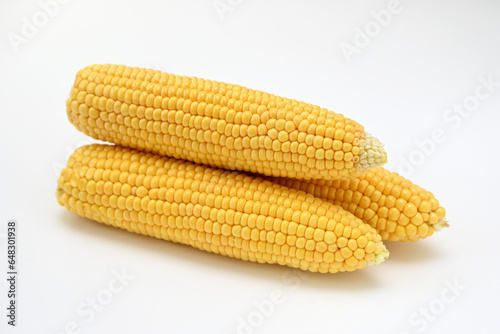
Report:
56,144,389,273
268,167,448,242
67,64,387,181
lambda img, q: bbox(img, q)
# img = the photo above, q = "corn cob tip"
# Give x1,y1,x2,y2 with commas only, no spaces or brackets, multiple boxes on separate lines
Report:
359,132,388,171
367,242,389,266
432,219,449,232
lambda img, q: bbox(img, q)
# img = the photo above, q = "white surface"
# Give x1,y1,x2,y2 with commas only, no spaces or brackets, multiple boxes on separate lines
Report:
1,1,500,333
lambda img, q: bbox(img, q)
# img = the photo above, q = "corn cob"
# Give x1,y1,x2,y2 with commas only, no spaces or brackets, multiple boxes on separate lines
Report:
268,167,448,242
66,64,387,181
56,144,388,273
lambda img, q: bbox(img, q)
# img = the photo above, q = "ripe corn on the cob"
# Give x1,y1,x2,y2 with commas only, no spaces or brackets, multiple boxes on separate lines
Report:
56,144,389,273
66,64,387,181
268,167,448,242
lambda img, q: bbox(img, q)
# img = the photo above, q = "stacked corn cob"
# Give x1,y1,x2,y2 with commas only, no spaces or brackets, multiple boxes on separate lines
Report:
57,64,447,274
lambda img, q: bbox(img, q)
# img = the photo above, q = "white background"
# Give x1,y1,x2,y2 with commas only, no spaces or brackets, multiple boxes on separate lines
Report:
1,0,499,333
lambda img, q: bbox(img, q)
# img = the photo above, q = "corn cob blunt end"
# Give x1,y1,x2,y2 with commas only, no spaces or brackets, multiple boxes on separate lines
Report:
367,242,389,266
432,219,449,232
358,132,388,172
